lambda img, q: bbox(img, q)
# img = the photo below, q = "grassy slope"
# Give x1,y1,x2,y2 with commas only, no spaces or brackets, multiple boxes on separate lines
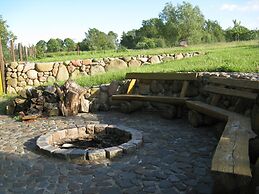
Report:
75,40,259,87
30,40,258,63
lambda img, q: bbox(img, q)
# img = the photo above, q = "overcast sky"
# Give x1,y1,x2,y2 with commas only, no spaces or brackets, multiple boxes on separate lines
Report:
0,0,259,46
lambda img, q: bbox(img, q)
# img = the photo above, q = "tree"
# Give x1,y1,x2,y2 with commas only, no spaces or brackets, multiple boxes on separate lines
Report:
203,20,225,43
108,31,118,49
0,15,15,61
225,20,255,41
120,30,139,49
35,40,47,57
47,38,60,52
82,28,116,51
64,38,76,51
56,38,64,51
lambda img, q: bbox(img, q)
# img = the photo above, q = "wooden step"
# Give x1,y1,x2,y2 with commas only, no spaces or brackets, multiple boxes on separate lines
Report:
112,95,188,104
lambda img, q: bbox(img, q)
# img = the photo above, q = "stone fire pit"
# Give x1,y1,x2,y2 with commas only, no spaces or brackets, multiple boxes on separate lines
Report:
36,124,143,161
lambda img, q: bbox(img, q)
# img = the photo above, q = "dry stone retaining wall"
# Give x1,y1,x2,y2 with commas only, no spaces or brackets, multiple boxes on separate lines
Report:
5,52,201,94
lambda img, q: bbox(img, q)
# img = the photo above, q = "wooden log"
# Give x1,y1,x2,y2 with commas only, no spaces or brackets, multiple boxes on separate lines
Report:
180,81,189,97
24,46,28,61
18,43,23,61
10,39,16,62
60,90,80,116
251,97,259,135
210,94,221,106
120,101,143,113
188,110,203,127
0,36,5,94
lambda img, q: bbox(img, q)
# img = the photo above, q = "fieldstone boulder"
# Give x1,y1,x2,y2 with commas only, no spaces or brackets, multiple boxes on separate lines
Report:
27,70,38,80
36,63,54,72
23,63,35,73
175,53,184,60
47,76,56,83
71,69,81,79
71,60,81,67
149,56,160,64
7,86,17,94
10,62,18,70
33,79,40,86
106,59,127,71
128,59,141,68
56,64,69,81
82,59,92,65
17,64,24,72
67,64,76,74
7,78,17,88
90,64,105,76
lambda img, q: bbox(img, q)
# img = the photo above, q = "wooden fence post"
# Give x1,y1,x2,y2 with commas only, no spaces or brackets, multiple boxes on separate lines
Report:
0,36,6,94
24,46,28,61
77,44,80,55
10,39,16,62
18,43,23,62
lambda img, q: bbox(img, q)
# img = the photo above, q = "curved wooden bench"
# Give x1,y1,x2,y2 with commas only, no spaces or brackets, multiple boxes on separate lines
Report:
186,101,256,177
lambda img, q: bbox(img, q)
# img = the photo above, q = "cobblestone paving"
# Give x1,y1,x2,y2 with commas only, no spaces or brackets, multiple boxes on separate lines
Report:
0,111,218,194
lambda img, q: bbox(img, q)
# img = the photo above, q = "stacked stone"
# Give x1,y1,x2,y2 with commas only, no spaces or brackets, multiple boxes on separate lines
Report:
5,51,202,94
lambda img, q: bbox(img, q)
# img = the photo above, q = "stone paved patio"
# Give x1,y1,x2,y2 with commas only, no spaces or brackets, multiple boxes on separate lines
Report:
0,110,218,194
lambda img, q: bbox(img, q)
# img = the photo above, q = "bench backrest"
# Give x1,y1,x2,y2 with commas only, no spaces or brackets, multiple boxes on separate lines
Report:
205,77,259,104
125,72,198,96
125,72,198,80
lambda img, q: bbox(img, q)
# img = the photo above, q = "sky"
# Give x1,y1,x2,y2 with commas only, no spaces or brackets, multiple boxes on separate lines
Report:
0,0,259,46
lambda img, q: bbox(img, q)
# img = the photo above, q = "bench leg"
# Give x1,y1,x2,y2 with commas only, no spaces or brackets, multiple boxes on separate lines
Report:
120,101,143,113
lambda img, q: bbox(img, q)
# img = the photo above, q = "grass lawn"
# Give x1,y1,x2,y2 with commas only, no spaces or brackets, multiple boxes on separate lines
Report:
75,40,259,87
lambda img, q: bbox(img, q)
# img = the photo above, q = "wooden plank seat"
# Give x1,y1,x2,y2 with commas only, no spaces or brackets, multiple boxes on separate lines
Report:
112,95,188,105
186,100,256,177
112,72,198,114
186,77,259,191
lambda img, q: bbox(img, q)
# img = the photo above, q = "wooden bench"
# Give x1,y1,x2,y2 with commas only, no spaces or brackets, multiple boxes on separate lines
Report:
186,76,259,191
112,72,198,115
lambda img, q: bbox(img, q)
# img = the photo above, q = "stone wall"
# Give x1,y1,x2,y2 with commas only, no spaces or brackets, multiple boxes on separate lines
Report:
5,51,201,94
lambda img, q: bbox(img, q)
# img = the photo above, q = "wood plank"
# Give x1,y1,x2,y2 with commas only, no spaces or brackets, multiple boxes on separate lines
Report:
204,85,258,100
209,77,259,90
125,72,198,81
211,117,253,177
112,95,188,104
127,79,136,94
210,94,221,105
180,81,189,97
186,100,229,121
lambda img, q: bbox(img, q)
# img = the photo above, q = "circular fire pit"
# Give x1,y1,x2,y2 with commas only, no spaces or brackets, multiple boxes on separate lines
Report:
36,124,143,161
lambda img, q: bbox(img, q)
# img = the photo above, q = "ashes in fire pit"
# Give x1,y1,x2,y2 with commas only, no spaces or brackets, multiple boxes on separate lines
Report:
36,124,143,161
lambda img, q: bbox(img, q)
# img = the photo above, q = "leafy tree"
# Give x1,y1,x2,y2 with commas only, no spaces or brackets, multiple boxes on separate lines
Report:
64,38,76,51
47,38,60,52
160,2,205,45
108,31,118,49
203,20,225,43
225,20,255,41
35,40,47,57
56,38,64,51
120,30,139,49
82,28,116,51
0,15,15,61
